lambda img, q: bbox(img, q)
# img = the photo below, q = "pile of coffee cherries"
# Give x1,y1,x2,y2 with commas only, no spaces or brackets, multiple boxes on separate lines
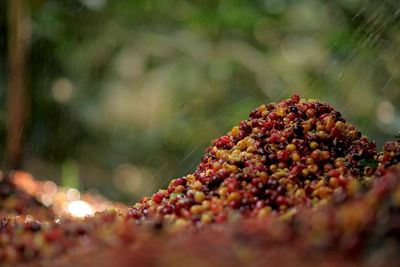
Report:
128,95,377,225
0,95,399,267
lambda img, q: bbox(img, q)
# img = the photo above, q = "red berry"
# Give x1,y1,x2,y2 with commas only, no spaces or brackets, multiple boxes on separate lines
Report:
292,94,300,103
152,192,165,204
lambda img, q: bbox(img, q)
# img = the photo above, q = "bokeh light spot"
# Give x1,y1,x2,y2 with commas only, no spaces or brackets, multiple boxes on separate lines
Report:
377,101,395,124
67,200,94,218
51,78,74,103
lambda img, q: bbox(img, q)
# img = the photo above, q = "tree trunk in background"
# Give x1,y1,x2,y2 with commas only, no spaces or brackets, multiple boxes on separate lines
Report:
5,0,29,170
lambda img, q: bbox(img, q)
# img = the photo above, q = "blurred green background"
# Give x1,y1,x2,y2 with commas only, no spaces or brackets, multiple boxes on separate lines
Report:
0,0,399,203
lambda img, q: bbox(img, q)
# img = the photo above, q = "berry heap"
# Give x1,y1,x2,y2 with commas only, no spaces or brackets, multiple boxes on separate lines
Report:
0,173,55,221
129,95,377,225
0,95,399,267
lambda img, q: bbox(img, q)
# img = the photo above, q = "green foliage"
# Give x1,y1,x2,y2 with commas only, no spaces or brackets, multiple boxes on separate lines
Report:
0,0,399,202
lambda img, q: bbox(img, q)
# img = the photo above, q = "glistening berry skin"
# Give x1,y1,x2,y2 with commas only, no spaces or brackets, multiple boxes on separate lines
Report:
129,95,378,225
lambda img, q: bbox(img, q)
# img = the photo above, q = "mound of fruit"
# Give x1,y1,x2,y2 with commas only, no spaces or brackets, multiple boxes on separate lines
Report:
0,95,399,267
130,95,377,225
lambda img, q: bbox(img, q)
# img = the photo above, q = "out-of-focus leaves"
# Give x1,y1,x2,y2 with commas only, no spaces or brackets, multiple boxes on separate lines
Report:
0,0,399,202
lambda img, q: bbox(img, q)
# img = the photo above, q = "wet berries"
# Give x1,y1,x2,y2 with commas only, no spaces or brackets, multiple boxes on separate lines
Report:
0,95,399,266
128,95,378,225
